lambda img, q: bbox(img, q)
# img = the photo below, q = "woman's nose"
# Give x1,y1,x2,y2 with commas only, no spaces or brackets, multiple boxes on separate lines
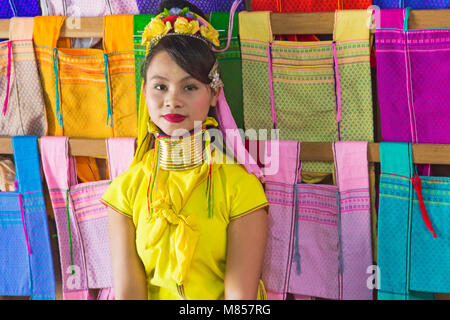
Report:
164,88,183,109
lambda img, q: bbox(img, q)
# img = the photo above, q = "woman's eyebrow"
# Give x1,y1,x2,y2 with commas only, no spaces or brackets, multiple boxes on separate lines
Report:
150,75,169,81
150,75,195,82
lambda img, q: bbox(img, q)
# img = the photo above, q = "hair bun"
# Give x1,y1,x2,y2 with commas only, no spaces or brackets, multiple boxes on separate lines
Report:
157,0,206,19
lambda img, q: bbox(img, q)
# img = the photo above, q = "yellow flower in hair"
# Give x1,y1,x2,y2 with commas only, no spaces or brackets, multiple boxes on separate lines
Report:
141,18,172,45
174,17,200,35
200,25,220,47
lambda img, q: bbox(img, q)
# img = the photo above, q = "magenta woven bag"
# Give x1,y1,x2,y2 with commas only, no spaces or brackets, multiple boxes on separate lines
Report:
262,140,373,300
40,137,135,300
375,8,450,144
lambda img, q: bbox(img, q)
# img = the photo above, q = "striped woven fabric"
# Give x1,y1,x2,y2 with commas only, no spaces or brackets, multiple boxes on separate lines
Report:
133,14,154,113
378,143,450,300
0,19,47,136
240,11,373,175
0,0,41,18
373,0,450,9
0,137,55,300
261,140,373,300
33,15,137,138
41,137,135,300
251,0,372,12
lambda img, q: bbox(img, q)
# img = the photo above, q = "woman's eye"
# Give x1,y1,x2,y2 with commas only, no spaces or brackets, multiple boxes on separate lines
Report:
154,84,167,91
184,84,198,92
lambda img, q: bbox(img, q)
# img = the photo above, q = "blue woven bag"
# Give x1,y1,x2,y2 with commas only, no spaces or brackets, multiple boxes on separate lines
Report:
378,143,450,299
0,0,41,18
0,137,55,300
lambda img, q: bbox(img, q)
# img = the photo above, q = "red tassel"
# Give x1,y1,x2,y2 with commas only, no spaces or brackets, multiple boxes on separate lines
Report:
411,174,437,238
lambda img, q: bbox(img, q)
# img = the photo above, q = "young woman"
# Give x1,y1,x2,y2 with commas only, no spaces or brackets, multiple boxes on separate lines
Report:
101,0,268,300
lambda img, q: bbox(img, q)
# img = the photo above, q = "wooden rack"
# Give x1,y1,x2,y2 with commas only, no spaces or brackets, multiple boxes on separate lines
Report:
0,10,449,165
1,9,450,38
0,137,449,165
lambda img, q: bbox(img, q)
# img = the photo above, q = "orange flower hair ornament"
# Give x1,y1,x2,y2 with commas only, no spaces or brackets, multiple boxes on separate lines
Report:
141,7,220,50
141,7,223,90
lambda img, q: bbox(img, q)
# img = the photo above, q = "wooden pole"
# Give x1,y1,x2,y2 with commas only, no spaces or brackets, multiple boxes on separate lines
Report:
1,137,450,165
1,10,449,38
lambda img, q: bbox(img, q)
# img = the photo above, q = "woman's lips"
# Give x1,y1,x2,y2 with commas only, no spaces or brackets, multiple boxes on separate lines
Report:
163,114,186,123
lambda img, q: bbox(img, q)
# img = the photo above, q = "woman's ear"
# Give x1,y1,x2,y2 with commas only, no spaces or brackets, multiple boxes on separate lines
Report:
210,86,221,108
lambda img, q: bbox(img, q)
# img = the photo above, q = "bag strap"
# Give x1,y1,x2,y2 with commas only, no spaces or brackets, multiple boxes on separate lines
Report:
380,142,412,177
332,141,373,300
262,140,299,185
12,137,40,258
333,10,372,42
102,15,134,54
333,141,369,192
211,0,242,53
33,16,66,48
239,11,273,43
374,8,405,30
9,17,34,40
106,138,136,180
40,136,77,190
1,17,33,117
12,136,43,193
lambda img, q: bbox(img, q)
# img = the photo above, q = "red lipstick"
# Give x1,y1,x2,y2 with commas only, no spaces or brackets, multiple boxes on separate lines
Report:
163,114,186,123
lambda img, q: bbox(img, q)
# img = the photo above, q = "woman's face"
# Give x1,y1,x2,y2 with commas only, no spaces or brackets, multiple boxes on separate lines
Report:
144,50,219,136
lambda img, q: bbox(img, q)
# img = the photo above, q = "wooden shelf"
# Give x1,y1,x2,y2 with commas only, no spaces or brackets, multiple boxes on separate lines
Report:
1,137,449,165
0,9,449,38
271,9,450,34
0,10,449,165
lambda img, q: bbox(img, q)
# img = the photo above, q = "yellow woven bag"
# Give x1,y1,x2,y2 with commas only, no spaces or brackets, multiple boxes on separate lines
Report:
33,15,137,138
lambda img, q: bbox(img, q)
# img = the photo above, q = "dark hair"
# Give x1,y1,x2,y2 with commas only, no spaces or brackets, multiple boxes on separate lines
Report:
141,36,216,85
141,0,217,86
157,0,207,20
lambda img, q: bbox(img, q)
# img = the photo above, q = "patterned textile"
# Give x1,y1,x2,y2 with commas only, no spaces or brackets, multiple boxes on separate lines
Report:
378,143,450,299
133,15,154,113
33,16,137,138
375,9,450,145
210,12,244,129
136,0,245,14
373,0,450,9
262,140,373,300
240,11,374,174
0,18,47,136
40,137,135,300
136,0,159,13
40,0,139,16
40,0,139,49
0,136,55,300
40,0,243,15
251,0,372,12
0,0,41,18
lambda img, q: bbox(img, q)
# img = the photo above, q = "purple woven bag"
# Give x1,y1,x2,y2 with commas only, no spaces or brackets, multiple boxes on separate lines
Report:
375,9,450,145
135,0,245,14
40,0,139,16
40,137,135,300
262,140,373,300
0,0,41,18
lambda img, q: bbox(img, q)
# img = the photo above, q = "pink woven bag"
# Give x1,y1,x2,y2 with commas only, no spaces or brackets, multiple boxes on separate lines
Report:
262,140,373,300
40,137,135,300
0,18,47,136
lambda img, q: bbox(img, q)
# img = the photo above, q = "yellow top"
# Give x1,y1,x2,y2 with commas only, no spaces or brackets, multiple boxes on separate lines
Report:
101,146,268,300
